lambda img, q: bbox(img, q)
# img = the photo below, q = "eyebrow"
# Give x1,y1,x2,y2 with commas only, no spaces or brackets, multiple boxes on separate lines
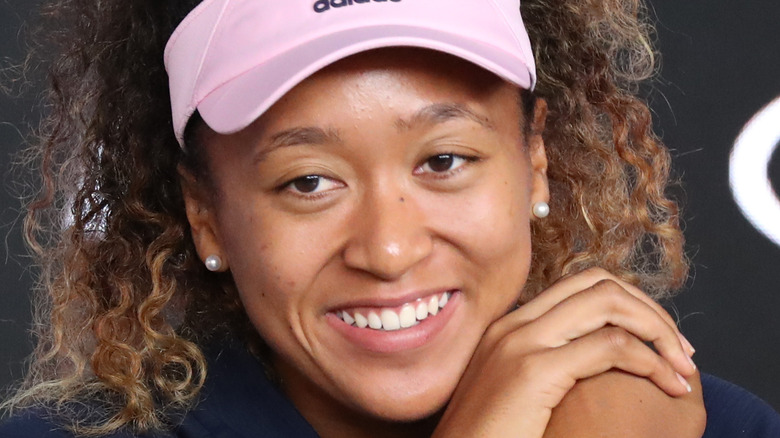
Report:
397,103,495,131
253,103,493,163
254,127,343,163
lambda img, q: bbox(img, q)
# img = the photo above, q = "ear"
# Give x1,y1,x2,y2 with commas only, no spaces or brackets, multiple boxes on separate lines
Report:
178,165,230,271
528,98,550,213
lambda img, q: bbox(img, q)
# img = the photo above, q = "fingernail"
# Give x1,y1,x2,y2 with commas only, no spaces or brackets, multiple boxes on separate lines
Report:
677,373,692,393
687,354,697,372
678,332,696,356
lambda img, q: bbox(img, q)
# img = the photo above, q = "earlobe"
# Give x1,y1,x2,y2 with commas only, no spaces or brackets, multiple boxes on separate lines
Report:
528,99,550,213
178,166,230,272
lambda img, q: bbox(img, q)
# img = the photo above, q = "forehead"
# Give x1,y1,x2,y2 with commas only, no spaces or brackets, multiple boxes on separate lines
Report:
198,48,525,152
257,48,520,126
304,47,511,97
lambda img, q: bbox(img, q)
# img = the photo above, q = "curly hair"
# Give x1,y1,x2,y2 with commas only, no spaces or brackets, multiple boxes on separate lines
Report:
2,0,687,435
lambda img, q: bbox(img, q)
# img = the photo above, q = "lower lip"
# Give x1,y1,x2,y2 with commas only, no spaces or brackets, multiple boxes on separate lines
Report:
326,291,461,354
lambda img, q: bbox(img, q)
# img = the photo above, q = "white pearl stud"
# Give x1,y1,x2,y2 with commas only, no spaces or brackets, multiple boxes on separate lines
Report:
205,255,223,272
532,201,550,219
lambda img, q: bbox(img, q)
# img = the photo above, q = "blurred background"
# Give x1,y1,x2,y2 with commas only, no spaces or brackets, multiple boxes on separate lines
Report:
2,0,779,409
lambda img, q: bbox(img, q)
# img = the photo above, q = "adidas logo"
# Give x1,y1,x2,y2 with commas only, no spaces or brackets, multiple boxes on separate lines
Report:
313,0,402,13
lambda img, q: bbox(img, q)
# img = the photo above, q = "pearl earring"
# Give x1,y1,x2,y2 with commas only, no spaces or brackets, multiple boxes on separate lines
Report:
205,255,223,272
532,201,550,219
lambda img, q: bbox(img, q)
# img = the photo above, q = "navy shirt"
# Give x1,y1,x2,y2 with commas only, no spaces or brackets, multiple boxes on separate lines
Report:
2,345,778,437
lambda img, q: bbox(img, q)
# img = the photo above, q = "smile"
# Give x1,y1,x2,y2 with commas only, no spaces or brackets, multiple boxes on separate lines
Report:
335,291,453,331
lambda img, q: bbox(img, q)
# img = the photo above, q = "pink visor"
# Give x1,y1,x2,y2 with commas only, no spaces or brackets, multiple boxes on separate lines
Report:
164,0,537,147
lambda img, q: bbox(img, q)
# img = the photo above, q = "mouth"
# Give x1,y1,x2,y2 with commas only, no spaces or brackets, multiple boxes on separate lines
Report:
326,290,462,353
334,291,453,332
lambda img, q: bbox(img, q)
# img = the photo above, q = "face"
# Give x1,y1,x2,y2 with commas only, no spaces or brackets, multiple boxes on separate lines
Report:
182,48,548,433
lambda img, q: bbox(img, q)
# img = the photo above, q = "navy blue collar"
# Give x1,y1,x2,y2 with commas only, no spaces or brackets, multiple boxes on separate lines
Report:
178,344,320,438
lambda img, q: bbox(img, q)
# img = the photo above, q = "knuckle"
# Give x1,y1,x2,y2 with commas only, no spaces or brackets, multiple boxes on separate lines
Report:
591,278,621,294
602,327,632,351
582,266,611,281
589,281,627,309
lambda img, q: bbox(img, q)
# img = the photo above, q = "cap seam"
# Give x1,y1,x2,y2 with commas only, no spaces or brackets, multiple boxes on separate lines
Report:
164,0,221,66
485,0,534,85
191,0,234,107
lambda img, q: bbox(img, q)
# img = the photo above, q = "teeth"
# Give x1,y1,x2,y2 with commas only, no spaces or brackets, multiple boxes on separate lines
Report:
367,312,382,330
428,295,439,316
337,292,454,331
355,312,368,328
380,309,401,331
399,305,416,328
439,292,449,308
416,301,429,321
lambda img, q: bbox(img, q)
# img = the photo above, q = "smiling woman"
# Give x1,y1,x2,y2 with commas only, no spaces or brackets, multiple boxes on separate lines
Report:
181,50,547,428
0,0,778,437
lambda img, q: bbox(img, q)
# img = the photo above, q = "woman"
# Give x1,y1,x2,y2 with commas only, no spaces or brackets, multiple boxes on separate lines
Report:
1,0,777,437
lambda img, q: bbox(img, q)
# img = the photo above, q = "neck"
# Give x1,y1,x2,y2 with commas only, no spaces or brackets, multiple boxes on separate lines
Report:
313,408,439,438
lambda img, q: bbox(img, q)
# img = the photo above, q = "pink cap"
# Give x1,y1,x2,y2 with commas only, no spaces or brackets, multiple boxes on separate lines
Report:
164,0,536,147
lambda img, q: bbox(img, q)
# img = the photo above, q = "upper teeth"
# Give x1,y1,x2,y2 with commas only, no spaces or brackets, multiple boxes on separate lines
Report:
337,292,452,331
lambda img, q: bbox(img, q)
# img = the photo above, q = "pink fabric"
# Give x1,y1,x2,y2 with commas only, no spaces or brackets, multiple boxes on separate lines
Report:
165,0,536,147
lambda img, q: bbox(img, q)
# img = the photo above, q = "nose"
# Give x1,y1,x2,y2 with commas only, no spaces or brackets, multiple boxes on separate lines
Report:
343,187,433,280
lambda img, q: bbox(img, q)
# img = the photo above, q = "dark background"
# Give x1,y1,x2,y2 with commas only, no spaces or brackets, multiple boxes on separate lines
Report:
2,0,779,410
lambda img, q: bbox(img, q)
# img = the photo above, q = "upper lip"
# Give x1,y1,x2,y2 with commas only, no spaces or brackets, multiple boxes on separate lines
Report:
326,287,459,312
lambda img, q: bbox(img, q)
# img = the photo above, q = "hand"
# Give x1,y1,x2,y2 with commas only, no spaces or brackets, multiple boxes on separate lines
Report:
432,268,698,438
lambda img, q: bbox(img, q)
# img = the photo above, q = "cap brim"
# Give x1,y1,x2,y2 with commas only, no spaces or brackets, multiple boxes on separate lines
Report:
198,24,534,136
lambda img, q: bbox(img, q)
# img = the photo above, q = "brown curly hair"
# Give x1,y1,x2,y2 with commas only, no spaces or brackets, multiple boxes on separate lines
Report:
2,0,687,435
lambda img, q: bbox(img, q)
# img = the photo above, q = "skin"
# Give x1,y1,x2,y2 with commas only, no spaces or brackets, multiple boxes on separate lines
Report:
546,370,704,437
181,48,705,437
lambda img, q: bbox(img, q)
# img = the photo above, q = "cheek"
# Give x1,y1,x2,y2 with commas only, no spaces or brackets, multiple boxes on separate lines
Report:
452,157,532,247
212,204,302,316
214,198,342,318
471,190,532,272
431,171,534,284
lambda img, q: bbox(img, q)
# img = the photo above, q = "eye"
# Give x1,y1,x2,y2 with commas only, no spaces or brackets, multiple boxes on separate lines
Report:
283,175,342,196
416,154,474,175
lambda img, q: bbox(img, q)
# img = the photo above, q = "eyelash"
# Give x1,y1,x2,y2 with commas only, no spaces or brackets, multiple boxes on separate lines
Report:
279,174,343,200
413,153,479,178
279,153,479,199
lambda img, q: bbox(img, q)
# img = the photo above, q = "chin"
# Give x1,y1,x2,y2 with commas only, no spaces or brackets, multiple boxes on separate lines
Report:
351,383,452,423
334,356,465,423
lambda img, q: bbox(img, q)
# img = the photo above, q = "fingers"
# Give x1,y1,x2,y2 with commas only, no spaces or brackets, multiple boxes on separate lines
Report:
518,281,697,377
513,268,678,333
483,267,696,384
517,326,694,401
500,267,693,351
436,268,699,438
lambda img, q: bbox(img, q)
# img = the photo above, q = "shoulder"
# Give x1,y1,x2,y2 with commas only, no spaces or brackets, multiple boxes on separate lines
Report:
544,370,706,438
701,373,780,438
543,371,780,438
0,410,76,438
177,344,319,437
0,409,165,438
0,345,318,438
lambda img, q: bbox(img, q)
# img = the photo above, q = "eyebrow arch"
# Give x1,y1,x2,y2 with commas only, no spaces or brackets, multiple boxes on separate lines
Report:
397,103,495,131
254,127,342,163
